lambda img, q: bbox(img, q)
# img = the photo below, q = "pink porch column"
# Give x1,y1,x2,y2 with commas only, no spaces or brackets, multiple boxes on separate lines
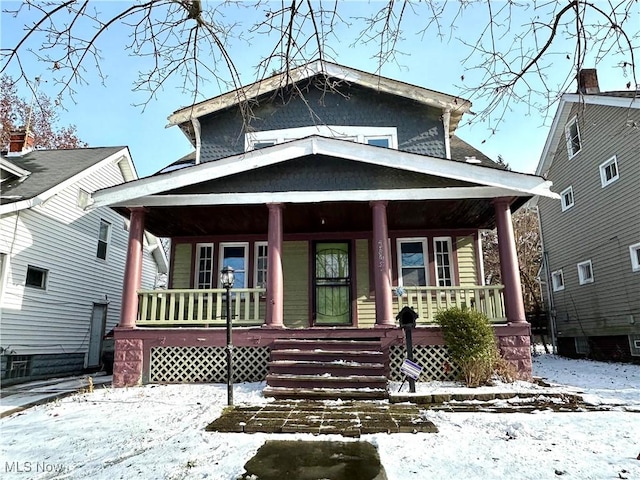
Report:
493,198,526,323
120,207,146,329
265,203,284,328
370,201,394,327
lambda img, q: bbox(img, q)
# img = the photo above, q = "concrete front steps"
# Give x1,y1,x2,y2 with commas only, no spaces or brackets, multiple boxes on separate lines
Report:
263,338,388,400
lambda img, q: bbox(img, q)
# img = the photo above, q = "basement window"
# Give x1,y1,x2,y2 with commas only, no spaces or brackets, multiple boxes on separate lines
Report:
575,337,589,355
629,335,640,357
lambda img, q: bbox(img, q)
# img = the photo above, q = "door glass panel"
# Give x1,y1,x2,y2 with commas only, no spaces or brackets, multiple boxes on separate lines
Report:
221,245,247,288
315,242,351,325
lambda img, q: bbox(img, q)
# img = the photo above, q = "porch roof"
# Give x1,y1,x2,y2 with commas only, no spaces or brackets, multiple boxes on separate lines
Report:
91,136,558,237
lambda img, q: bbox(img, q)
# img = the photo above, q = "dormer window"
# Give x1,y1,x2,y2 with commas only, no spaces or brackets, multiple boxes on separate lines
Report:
245,126,398,151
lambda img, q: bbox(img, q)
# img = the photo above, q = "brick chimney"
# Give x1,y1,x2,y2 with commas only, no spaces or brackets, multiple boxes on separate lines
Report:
577,69,600,94
8,128,35,155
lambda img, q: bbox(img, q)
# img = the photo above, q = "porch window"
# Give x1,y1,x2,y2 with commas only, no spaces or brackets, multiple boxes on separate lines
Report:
551,269,565,292
629,243,640,272
560,186,574,211
254,242,268,288
195,243,215,289
219,243,248,288
96,219,111,260
599,156,619,187
396,238,428,286
245,125,398,150
434,237,454,287
577,260,594,285
565,116,581,158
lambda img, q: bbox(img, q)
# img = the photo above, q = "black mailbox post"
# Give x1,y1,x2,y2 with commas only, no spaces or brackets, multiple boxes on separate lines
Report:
397,306,419,393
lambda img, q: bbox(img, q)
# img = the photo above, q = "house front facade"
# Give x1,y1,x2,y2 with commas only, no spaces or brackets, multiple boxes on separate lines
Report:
536,70,640,362
93,62,558,395
0,134,167,384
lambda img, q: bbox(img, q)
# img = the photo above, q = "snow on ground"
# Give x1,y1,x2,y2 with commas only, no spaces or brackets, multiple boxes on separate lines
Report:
1,353,639,480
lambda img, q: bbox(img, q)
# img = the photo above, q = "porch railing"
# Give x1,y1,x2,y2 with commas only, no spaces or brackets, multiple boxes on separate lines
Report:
393,285,506,324
137,288,266,326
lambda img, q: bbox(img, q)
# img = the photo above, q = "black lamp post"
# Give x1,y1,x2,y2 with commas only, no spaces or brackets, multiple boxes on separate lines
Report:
220,265,235,406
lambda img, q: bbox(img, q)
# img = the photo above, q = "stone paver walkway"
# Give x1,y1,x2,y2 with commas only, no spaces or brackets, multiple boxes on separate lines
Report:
206,401,437,437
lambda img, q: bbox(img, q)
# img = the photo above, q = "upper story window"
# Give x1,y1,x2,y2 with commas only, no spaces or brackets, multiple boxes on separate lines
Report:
96,220,111,260
630,243,640,272
245,126,398,151
577,260,594,285
195,243,214,289
599,156,619,187
564,116,581,159
26,265,48,290
434,237,454,287
551,269,565,292
560,186,574,211
396,238,428,287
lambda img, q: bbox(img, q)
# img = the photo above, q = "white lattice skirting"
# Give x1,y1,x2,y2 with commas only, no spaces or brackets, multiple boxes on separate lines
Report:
389,345,459,381
149,346,270,383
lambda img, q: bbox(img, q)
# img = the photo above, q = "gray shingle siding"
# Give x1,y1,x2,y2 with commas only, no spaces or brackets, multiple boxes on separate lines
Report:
198,82,446,162
539,102,640,339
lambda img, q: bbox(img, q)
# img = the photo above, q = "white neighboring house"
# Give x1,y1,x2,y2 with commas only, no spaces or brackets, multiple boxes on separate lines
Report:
0,130,167,384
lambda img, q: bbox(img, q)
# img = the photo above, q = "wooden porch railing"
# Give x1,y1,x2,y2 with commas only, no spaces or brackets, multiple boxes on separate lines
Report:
137,288,266,326
393,285,506,323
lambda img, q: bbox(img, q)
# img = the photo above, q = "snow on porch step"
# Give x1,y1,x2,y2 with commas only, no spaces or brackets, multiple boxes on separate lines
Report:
271,339,382,352
268,360,385,377
270,349,384,363
266,373,388,390
263,386,388,401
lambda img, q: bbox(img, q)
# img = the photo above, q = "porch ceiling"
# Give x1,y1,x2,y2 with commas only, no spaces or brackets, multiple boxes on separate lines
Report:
116,197,524,238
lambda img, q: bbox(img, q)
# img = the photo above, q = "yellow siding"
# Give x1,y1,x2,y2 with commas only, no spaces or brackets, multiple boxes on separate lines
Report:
283,241,309,328
171,243,192,288
355,239,376,328
456,236,477,286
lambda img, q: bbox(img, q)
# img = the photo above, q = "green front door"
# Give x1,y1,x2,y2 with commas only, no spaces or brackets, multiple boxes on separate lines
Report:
314,242,352,325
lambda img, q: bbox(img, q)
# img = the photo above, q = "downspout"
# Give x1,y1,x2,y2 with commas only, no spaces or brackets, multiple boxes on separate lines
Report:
536,205,557,354
443,108,451,159
191,118,202,165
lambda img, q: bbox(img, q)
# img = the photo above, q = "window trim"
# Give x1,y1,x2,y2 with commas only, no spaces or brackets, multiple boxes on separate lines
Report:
551,269,565,292
599,155,619,187
577,259,594,285
218,242,249,288
560,186,574,211
433,236,455,287
194,242,215,289
564,116,582,159
245,125,398,151
254,241,268,289
25,265,48,290
96,219,111,261
396,237,429,287
629,242,640,272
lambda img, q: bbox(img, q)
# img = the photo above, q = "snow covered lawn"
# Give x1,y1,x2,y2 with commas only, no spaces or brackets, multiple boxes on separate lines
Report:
1,353,639,479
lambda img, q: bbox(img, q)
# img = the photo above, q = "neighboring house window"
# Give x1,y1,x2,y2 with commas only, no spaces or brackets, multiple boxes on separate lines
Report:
565,116,581,158
575,337,589,355
434,237,454,287
195,243,214,289
577,260,594,285
25,265,48,289
599,156,619,187
630,243,640,272
245,125,398,151
551,270,565,291
396,238,428,286
96,220,111,260
219,243,249,288
560,186,574,211
77,188,91,209
629,335,640,357
255,242,268,288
